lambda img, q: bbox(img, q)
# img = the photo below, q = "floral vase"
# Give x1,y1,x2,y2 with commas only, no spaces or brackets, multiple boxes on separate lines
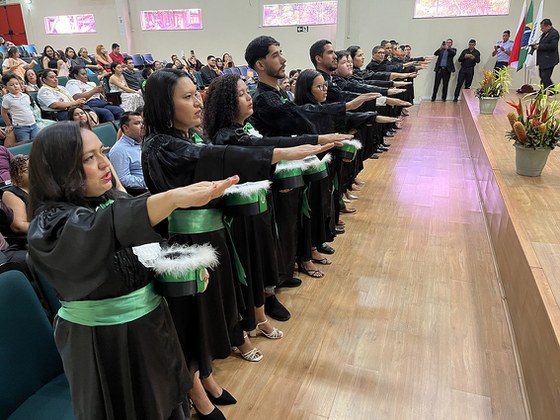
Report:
514,144,551,176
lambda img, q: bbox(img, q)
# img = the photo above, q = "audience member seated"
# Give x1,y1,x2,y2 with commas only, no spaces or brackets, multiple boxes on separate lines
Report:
185,52,203,71
55,49,70,77
37,69,87,120
0,126,16,148
41,45,66,75
65,46,82,68
68,106,99,129
223,52,235,69
95,44,113,70
109,43,125,64
77,47,105,73
1,74,40,144
24,68,41,92
66,66,123,122
108,111,147,196
108,62,144,112
153,60,163,71
122,57,142,91
141,67,153,90
201,55,221,85
2,155,30,235
215,57,224,72
171,55,185,70
1,47,37,80
0,146,12,181
0,231,27,266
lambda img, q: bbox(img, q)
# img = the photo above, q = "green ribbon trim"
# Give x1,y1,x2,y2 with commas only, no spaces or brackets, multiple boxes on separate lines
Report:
98,199,114,209
303,161,328,176
223,216,247,286
192,132,204,144
58,283,161,327
224,190,267,213
159,267,206,294
338,143,357,153
333,173,339,191
302,186,311,218
168,209,224,234
243,122,254,134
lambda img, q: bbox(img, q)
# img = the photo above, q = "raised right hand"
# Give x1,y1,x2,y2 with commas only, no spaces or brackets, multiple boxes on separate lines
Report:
318,133,354,145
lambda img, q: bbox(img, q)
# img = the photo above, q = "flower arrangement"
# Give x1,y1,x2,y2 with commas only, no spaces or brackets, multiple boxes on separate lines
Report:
506,84,560,149
475,66,512,98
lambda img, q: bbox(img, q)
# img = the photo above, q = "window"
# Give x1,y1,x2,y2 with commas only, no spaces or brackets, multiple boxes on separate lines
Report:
140,9,203,31
44,14,96,34
414,0,510,18
263,1,337,27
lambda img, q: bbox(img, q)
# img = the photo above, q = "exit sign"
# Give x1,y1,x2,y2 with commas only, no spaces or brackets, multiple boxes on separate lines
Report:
296,26,309,33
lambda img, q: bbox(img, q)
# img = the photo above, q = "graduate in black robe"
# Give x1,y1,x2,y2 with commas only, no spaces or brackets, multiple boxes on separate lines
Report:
141,69,331,419
27,122,238,420
203,74,348,330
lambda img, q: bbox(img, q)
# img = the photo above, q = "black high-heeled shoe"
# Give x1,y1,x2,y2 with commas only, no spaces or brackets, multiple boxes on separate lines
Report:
191,401,226,420
206,388,237,405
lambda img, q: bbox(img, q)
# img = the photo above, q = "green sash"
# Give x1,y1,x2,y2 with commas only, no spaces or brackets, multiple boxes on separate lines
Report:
58,282,161,327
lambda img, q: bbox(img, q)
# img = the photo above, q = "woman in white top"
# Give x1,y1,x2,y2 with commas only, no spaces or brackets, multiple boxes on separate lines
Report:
24,69,41,92
108,62,144,112
1,47,37,81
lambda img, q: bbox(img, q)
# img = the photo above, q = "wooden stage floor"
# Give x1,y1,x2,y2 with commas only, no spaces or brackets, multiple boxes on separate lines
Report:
211,99,529,420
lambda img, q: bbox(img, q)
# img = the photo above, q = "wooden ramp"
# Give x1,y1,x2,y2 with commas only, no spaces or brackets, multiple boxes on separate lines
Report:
213,98,528,420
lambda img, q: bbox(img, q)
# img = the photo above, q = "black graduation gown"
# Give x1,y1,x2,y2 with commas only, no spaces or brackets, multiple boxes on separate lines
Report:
213,126,318,328
142,133,274,376
27,197,191,420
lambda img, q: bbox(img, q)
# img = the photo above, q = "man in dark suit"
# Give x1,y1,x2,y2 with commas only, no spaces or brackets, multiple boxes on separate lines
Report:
431,38,456,102
534,19,559,88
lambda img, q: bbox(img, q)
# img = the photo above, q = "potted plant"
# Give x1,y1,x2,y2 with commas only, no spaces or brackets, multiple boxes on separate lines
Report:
506,84,560,176
475,66,512,114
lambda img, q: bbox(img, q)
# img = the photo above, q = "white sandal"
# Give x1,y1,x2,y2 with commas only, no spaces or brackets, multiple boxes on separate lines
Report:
234,334,263,362
251,319,284,339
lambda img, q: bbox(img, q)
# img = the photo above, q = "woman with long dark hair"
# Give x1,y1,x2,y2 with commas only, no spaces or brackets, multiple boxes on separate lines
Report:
27,121,239,420
203,74,350,333
142,69,331,419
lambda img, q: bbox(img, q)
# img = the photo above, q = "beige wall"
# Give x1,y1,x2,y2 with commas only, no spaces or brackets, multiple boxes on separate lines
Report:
9,0,560,100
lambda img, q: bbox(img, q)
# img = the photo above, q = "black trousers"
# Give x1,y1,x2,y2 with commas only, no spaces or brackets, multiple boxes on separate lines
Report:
494,61,509,70
454,68,474,99
539,66,554,89
432,67,451,100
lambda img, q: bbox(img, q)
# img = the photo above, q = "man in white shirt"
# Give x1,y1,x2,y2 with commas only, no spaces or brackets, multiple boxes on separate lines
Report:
65,66,124,122
37,69,85,120
492,30,514,70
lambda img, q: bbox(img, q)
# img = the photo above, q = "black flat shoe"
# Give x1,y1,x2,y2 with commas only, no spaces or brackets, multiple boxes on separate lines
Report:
317,243,335,254
206,389,237,406
277,277,302,288
369,154,380,159
265,295,291,321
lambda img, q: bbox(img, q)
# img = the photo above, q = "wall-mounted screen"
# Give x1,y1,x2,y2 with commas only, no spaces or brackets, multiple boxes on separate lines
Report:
44,14,97,34
263,1,337,27
414,0,510,18
140,9,203,31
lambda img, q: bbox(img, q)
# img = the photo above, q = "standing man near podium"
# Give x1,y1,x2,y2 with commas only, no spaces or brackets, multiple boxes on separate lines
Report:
534,19,559,88
431,38,456,102
453,39,481,102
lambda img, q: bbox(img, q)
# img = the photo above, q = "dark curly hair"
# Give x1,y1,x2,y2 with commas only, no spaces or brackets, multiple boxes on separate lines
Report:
9,155,29,186
202,73,243,140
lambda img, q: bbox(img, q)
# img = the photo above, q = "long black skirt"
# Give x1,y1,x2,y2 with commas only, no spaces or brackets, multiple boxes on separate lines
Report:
166,228,245,378
231,205,280,331
55,303,191,420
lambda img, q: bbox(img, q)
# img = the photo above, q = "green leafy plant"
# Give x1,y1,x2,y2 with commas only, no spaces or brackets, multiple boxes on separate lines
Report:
506,84,560,149
475,66,512,98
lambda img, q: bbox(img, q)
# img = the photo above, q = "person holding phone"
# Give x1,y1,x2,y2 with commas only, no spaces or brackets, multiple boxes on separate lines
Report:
431,38,456,102
492,30,513,70
184,49,203,71
66,66,124,122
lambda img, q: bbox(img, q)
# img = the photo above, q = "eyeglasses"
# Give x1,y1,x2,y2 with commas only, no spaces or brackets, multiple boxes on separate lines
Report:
313,83,328,91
